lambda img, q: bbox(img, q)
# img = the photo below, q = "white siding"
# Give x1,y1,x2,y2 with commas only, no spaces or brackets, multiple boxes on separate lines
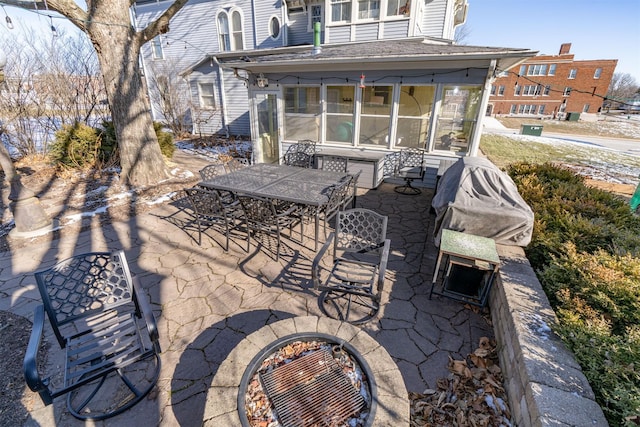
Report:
383,20,410,39
253,0,283,49
421,0,448,38
327,25,351,43
287,11,315,45
353,23,379,41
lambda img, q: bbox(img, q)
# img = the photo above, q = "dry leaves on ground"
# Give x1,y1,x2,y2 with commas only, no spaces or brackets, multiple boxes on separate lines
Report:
410,337,511,427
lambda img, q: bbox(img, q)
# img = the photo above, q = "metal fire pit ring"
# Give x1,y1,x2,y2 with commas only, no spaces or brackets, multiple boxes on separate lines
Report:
202,316,409,426
238,332,376,427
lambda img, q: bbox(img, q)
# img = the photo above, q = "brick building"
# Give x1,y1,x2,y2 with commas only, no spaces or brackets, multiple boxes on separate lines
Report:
487,43,617,118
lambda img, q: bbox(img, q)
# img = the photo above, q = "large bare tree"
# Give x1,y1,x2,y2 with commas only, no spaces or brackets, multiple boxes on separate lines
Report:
4,0,189,186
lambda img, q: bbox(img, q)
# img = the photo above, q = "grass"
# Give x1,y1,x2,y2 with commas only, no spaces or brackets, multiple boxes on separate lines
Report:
480,134,640,172
496,116,640,139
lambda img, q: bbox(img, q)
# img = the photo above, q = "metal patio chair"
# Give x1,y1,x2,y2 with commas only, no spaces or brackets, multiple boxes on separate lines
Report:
23,251,161,421
341,170,361,210
237,195,304,261
321,155,348,173
394,147,426,195
199,163,227,181
283,151,313,168
305,179,350,251
225,156,250,173
312,208,390,324
293,139,317,156
184,187,246,249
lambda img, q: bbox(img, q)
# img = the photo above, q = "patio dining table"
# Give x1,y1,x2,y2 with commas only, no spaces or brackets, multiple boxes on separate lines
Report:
199,163,349,249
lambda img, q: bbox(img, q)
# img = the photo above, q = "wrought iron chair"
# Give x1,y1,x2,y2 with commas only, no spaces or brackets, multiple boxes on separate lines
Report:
184,187,246,249
312,209,390,324
225,156,250,173
394,147,426,195
321,156,348,173
341,170,361,210
294,139,317,156
23,251,161,421
283,151,313,168
199,163,227,181
305,180,350,251
198,164,236,204
237,195,304,261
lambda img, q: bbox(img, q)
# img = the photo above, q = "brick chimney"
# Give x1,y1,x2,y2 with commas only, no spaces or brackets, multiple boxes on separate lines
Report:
559,43,572,55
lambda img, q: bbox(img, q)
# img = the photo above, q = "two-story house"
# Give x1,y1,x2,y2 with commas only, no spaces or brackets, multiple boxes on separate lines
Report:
133,0,536,188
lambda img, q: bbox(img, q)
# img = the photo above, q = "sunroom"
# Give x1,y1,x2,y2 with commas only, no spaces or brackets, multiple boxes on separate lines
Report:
212,38,535,188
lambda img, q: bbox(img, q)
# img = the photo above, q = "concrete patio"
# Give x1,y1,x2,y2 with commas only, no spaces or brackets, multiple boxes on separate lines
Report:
1,180,494,426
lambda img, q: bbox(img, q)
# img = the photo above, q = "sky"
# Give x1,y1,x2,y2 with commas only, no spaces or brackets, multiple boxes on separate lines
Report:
464,0,640,81
2,0,639,81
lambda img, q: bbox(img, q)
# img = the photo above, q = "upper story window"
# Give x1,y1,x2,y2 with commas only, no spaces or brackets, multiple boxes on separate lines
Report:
548,64,556,75
519,65,526,76
543,85,551,96
498,85,505,96
151,35,164,60
218,9,244,51
387,0,410,16
568,69,577,79
308,4,323,31
594,68,602,79
563,87,572,96
331,0,352,22
527,64,547,76
357,0,380,20
269,16,281,39
490,85,496,95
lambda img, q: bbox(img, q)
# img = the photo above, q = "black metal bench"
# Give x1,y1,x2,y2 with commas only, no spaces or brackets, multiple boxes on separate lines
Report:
23,250,161,420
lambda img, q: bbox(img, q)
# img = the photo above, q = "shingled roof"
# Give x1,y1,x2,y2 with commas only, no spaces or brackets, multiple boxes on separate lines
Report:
183,37,537,75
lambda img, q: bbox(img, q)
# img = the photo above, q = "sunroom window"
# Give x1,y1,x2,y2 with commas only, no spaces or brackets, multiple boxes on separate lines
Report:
433,85,481,153
396,85,435,149
283,86,321,141
331,0,351,22
360,85,392,146
326,85,356,144
358,0,380,20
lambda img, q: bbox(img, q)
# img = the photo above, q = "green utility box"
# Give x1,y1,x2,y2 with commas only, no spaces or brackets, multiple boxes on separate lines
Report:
520,124,544,136
566,112,581,121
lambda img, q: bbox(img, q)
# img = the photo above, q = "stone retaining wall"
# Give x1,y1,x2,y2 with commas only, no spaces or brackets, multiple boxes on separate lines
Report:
489,245,608,426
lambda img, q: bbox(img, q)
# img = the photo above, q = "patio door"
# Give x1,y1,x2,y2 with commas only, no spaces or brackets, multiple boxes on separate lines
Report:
255,92,281,164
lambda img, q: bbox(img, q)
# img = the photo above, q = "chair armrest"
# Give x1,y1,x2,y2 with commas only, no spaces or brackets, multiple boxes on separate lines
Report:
23,305,53,405
312,233,335,290
376,239,392,294
132,277,161,352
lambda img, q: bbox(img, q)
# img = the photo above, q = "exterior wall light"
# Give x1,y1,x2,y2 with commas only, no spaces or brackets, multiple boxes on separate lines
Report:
256,73,268,88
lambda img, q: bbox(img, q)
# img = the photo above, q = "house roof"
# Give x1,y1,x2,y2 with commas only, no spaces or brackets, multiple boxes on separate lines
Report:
182,38,537,76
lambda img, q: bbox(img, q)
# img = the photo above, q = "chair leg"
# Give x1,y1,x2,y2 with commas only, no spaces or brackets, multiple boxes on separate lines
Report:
66,353,161,421
318,289,381,325
394,178,421,195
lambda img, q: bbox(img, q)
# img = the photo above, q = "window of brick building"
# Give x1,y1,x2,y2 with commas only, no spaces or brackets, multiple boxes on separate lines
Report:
548,64,556,76
594,68,602,79
498,85,505,96
583,104,590,113
568,69,577,79
563,87,572,96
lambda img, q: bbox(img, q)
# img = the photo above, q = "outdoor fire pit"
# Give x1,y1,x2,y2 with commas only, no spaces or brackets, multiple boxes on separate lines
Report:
202,316,410,426
239,333,376,427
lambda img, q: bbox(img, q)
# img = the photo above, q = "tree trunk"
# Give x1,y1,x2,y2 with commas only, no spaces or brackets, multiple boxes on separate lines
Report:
87,2,170,187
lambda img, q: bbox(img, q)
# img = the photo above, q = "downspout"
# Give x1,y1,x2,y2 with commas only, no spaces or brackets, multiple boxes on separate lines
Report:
210,56,230,138
468,59,497,157
251,0,258,48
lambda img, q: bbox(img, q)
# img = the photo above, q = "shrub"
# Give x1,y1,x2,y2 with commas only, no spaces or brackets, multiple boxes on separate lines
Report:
153,122,175,159
508,162,640,426
50,122,102,168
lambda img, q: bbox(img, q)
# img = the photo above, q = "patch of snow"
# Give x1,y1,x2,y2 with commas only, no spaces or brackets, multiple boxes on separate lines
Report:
147,191,177,206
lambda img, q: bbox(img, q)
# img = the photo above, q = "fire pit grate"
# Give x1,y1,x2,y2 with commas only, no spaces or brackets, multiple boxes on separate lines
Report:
259,348,365,427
